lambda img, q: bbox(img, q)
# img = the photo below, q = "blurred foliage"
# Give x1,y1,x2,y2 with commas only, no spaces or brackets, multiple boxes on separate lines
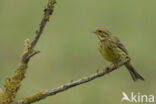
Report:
0,0,156,104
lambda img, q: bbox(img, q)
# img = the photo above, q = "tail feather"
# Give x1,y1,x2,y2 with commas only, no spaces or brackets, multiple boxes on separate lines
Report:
125,62,144,81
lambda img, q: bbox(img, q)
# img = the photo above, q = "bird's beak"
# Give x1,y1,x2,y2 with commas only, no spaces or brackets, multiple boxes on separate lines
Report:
92,30,96,34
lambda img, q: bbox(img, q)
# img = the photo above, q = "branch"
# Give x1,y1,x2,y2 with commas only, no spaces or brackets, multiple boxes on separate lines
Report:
12,59,130,104
22,0,56,64
0,0,56,104
0,88,3,101
0,0,131,104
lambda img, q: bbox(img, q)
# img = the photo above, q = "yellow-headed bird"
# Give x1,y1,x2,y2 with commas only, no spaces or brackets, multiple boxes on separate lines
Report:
93,27,144,81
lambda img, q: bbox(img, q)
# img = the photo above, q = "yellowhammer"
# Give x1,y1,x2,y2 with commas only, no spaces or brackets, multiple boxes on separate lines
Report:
93,27,144,81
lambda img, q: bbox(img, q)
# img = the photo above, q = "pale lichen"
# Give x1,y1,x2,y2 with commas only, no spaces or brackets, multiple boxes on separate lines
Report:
17,90,48,104
0,0,56,104
1,63,27,104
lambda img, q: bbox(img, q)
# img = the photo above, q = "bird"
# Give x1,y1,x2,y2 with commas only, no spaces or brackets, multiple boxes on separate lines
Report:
93,27,144,81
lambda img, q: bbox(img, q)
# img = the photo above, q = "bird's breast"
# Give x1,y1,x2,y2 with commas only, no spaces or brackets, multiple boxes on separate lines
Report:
98,40,118,62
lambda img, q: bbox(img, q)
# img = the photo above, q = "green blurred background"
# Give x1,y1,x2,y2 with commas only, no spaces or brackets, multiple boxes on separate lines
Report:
0,0,156,104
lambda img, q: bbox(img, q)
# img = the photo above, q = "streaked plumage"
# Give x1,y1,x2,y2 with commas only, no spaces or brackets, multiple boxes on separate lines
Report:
93,27,144,81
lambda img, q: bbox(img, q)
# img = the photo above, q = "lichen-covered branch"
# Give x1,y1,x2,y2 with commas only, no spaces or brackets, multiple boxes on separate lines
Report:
0,63,27,104
0,0,130,104
23,0,56,64
0,88,3,102
0,0,56,104
12,59,129,104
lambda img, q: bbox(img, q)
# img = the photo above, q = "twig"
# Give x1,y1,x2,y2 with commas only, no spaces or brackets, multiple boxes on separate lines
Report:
26,51,40,60
0,0,56,104
0,0,131,104
22,0,56,64
12,59,130,104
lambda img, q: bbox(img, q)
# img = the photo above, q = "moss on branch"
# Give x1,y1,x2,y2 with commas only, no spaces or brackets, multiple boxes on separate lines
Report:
12,59,129,104
0,0,56,104
1,63,27,104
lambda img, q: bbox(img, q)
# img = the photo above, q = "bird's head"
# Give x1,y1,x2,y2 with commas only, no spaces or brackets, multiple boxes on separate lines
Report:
92,27,111,40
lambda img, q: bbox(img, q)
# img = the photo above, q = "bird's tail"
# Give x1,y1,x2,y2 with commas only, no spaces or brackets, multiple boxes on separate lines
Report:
125,62,144,81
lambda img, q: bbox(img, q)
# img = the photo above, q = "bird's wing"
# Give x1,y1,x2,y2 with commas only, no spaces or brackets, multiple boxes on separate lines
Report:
112,36,128,55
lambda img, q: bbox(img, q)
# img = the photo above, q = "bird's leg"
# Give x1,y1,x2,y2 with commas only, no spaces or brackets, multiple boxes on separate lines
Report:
113,60,121,68
122,55,131,64
105,60,120,72
105,56,131,72
113,55,130,69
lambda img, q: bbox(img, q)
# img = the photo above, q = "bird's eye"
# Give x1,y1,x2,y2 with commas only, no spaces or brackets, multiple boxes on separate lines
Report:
98,30,102,32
